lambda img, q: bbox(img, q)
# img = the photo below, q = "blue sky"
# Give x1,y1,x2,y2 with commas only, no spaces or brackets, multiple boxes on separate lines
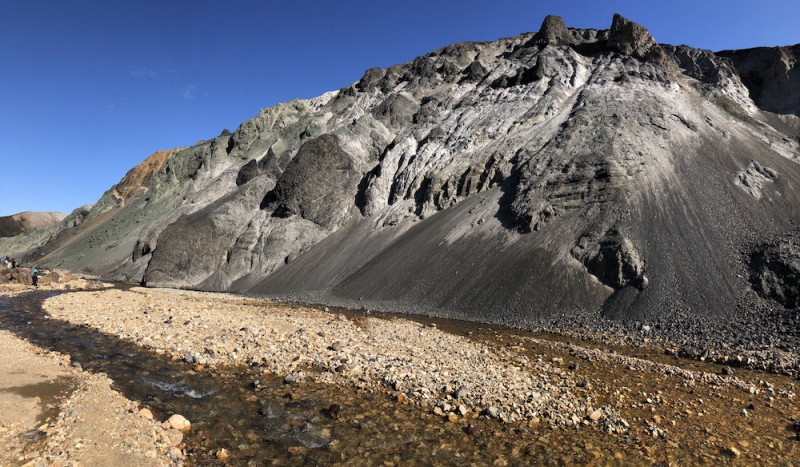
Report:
1,0,798,216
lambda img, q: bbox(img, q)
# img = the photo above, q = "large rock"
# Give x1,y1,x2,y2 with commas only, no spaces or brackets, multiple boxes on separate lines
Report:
571,229,645,290
0,268,32,285
749,240,800,308
265,134,361,230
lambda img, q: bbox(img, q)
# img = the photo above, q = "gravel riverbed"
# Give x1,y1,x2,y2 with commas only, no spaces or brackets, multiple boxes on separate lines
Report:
0,282,793,464
44,287,627,431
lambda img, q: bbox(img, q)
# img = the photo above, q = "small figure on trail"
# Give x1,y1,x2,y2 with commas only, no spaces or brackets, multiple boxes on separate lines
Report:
32,267,40,288
11,259,17,269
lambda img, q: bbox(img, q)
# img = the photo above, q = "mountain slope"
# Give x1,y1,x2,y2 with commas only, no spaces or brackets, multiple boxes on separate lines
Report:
4,15,800,354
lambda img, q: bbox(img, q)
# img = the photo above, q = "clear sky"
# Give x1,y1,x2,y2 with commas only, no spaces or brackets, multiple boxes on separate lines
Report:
1,0,798,216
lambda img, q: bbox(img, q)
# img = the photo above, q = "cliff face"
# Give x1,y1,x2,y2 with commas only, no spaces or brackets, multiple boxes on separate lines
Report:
718,44,800,117
5,15,800,334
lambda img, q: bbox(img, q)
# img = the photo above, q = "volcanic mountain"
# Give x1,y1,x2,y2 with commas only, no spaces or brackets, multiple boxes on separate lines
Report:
3,15,799,356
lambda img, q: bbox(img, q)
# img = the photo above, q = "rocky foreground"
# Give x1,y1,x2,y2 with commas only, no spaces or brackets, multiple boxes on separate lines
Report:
44,287,624,430
39,286,800,464
0,277,797,464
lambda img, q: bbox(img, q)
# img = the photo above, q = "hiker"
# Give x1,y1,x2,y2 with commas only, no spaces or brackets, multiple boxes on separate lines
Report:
32,267,40,288
11,259,17,269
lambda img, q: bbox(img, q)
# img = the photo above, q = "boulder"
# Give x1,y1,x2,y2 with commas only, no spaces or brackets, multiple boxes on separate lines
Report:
166,414,191,432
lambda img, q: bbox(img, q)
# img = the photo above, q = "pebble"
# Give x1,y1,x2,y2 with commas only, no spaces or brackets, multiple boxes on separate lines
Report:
322,404,341,419
138,408,153,420
448,413,459,423
215,448,230,460
589,410,603,422
166,414,191,432
329,342,345,351
161,429,183,447
169,447,183,461
486,407,499,418
724,446,742,458
288,446,309,456
284,372,304,384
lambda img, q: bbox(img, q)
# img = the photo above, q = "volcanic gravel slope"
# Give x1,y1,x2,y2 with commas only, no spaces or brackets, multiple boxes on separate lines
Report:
3,15,800,344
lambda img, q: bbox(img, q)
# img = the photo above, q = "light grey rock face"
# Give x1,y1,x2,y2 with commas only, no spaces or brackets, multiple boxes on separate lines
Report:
9,14,800,331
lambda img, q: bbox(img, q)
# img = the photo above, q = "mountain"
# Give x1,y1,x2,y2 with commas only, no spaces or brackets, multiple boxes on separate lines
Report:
3,14,799,354
0,212,66,238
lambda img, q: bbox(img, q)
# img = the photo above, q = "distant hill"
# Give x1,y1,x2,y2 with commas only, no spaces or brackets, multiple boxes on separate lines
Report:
0,212,66,238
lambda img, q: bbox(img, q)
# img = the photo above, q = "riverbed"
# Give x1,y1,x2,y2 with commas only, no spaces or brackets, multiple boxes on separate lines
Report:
1,285,798,464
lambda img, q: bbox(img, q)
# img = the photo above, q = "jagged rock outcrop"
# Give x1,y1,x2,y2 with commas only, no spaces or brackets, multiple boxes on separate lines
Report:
3,14,800,345
719,45,800,116
608,13,657,59
532,15,572,46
